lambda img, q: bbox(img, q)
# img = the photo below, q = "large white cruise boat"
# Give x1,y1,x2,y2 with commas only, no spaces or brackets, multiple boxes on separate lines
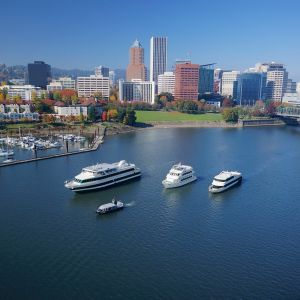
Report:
209,171,242,193
65,160,141,192
162,163,197,189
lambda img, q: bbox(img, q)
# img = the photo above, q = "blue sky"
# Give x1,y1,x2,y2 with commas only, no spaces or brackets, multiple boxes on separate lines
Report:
2,0,300,80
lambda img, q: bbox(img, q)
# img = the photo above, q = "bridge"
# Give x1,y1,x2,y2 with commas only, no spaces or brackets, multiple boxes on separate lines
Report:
276,107,300,125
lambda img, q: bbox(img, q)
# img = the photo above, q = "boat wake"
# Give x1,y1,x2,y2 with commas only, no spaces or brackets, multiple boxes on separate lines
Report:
125,201,135,207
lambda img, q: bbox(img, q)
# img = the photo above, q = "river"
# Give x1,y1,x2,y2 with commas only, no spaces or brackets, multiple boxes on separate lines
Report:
1,126,300,299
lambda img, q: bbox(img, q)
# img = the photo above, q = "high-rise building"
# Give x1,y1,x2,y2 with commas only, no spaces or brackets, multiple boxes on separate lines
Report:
77,75,109,98
158,72,175,95
286,79,297,93
95,66,109,77
297,82,300,95
27,61,51,89
174,63,199,101
126,39,147,81
150,37,167,85
255,62,288,101
237,72,266,105
119,79,155,104
198,64,215,96
221,71,240,99
109,70,115,86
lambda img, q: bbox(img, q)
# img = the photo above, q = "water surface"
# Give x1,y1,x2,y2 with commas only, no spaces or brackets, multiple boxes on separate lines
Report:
1,127,300,299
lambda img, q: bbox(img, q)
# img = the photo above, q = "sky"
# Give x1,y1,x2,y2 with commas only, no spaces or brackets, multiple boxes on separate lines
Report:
2,0,300,80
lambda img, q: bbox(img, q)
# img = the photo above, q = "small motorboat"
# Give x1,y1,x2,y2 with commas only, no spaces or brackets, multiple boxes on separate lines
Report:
2,158,15,164
96,198,124,214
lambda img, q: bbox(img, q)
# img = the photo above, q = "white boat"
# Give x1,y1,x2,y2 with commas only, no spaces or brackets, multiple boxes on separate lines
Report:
162,163,197,189
209,171,242,193
65,160,141,192
0,149,14,157
2,158,15,163
96,198,124,214
74,136,86,142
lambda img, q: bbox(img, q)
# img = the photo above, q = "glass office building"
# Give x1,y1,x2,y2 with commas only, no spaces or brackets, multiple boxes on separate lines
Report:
237,72,266,105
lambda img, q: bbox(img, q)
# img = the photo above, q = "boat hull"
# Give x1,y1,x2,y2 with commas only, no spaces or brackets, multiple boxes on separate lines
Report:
162,176,197,189
97,206,124,214
66,173,141,193
209,177,242,193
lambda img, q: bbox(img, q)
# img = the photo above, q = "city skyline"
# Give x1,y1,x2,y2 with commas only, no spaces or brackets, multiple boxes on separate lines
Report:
1,0,300,81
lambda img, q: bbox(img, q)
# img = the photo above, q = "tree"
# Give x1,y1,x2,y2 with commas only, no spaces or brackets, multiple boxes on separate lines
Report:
123,109,136,126
222,108,239,122
155,92,174,108
88,107,96,121
265,100,276,116
79,112,85,123
71,95,79,105
101,111,108,122
93,92,103,100
2,87,8,100
117,107,126,123
53,91,62,101
222,97,234,107
108,109,118,120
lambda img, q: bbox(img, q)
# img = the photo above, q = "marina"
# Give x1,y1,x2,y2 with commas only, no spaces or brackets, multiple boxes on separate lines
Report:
0,129,105,167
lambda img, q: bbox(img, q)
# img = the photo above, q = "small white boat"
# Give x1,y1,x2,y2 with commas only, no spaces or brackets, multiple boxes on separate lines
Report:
96,198,124,214
209,171,242,193
0,150,14,157
162,163,197,189
2,158,15,163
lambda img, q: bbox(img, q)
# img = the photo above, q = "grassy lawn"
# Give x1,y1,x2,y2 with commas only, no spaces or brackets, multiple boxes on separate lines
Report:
136,111,222,122
5,123,37,129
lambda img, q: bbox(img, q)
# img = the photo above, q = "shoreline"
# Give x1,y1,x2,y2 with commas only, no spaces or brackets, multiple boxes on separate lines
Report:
104,119,285,136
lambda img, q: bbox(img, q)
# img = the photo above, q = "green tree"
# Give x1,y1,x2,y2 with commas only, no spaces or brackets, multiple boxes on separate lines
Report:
88,107,96,121
222,108,239,122
123,109,136,126
117,107,126,123
53,91,62,101
93,92,103,100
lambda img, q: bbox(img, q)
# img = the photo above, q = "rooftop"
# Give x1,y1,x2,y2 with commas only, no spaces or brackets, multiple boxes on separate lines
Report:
131,39,142,48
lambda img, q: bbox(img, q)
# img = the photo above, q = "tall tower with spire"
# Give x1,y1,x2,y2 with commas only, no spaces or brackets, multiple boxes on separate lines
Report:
126,39,147,81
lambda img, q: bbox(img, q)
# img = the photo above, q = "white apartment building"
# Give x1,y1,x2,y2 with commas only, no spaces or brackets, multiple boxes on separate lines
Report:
0,104,37,120
77,75,109,98
54,105,88,116
297,82,300,96
150,37,167,84
0,85,42,100
119,80,155,104
0,104,31,113
282,93,300,106
47,77,76,91
47,82,63,91
158,72,175,95
221,71,240,98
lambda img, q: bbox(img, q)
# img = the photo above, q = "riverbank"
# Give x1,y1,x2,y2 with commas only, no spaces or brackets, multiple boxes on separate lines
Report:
104,118,286,135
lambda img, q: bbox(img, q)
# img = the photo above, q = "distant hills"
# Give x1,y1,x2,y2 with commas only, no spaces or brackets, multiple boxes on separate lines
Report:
0,64,126,83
